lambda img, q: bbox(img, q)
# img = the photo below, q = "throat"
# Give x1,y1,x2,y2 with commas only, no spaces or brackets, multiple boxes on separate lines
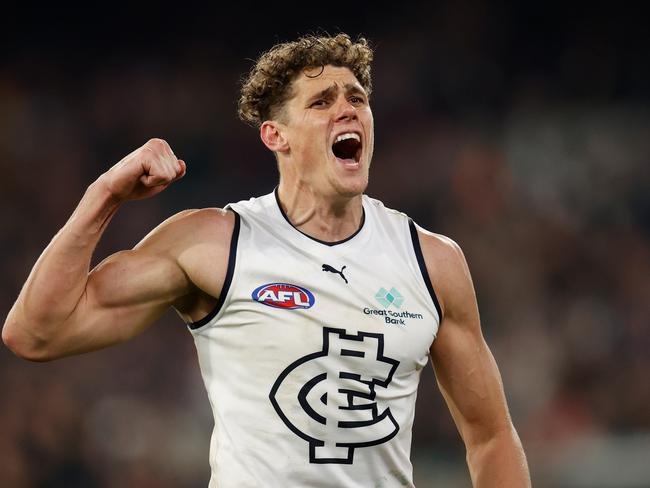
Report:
275,187,365,244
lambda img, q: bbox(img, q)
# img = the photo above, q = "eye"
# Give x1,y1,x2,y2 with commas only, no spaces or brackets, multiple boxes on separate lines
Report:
310,99,328,108
349,95,365,105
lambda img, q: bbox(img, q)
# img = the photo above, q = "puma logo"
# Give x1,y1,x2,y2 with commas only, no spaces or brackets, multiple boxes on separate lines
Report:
322,264,348,284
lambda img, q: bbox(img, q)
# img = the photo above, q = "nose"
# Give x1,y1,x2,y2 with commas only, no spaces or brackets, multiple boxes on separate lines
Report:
334,96,357,122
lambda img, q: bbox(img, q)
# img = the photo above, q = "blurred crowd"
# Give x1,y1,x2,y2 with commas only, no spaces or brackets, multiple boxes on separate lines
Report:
1,3,648,487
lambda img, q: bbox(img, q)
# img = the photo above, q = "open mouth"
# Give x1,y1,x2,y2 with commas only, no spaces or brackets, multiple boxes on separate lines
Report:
332,132,362,164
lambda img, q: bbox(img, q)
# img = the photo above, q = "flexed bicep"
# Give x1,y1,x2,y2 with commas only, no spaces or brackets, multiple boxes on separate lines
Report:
63,248,191,352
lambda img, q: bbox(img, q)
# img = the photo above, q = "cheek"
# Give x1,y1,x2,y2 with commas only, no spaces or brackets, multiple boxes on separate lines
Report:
363,109,374,128
301,121,330,152
363,115,375,154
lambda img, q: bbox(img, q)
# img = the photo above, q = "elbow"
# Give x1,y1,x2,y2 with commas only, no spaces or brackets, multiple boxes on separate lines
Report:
2,320,57,362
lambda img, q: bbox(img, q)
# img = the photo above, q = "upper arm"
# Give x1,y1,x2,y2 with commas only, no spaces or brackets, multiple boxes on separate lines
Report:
418,229,513,447
53,208,234,357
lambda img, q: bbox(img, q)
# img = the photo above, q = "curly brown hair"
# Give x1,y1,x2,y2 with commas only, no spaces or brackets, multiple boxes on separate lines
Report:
238,33,373,127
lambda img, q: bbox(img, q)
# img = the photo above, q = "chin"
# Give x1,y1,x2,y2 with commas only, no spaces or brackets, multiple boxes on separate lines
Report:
332,176,368,198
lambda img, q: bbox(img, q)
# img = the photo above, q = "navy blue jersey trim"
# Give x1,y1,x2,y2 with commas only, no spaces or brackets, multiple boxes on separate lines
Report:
188,210,241,330
274,187,365,247
408,219,443,321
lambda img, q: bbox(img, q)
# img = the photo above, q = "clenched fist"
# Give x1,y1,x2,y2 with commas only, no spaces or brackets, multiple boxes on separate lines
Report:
100,138,186,202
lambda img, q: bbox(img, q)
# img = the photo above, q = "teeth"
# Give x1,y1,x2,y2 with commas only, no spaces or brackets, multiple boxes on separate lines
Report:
335,132,360,143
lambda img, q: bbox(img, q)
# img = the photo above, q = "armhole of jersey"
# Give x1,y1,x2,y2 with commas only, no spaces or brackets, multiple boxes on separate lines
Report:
408,218,443,322
188,209,241,330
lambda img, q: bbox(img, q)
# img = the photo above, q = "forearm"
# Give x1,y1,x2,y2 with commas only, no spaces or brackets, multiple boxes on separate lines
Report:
3,177,121,355
466,426,531,488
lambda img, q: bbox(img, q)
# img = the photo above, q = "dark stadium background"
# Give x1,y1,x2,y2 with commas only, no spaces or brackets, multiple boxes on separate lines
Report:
1,3,649,486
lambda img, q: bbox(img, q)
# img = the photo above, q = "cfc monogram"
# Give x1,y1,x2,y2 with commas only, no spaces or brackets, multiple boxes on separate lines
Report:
269,327,400,464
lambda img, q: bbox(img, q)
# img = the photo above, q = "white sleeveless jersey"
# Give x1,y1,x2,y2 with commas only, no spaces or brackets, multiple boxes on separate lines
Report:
188,190,442,488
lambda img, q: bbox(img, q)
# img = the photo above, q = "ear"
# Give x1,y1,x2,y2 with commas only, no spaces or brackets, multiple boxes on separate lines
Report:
260,121,290,153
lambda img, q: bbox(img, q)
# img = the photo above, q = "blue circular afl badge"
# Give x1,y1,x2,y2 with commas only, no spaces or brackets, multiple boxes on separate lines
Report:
251,283,315,310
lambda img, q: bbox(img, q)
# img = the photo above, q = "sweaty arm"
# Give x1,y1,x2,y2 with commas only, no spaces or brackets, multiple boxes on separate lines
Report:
2,139,232,361
417,228,531,487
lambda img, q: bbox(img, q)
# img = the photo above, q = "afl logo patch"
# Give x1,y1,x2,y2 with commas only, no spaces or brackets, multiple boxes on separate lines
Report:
252,283,315,310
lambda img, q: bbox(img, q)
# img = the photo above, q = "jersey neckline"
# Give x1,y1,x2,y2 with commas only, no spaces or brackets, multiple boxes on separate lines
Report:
273,187,366,247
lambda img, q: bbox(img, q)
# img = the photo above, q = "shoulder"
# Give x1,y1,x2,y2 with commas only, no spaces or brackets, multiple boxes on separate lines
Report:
229,191,277,216
134,207,236,255
415,225,466,269
135,208,238,314
363,194,408,218
412,224,474,321
156,207,235,234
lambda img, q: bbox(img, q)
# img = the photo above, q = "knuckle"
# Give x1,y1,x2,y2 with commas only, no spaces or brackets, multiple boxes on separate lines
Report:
144,138,176,160
157,167,172,181
146,138,166,151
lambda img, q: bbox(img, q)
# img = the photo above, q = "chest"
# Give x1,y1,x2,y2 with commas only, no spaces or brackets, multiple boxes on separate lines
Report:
222,236,437,376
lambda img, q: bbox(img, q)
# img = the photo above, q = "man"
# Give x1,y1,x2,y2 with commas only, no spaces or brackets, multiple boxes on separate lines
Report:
3,34,530,487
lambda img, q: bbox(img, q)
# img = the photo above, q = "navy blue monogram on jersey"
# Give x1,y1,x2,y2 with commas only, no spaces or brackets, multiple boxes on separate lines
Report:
188,191,441,488
270,327,400,464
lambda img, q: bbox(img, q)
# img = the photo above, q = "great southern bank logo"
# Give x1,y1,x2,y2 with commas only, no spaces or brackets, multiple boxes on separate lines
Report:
364,287,424,325
269,327,400,464
375,287,404,308
252,283,315,309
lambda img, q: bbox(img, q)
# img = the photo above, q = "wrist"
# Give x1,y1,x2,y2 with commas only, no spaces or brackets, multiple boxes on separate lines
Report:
92,173,126,207
65,177,123,239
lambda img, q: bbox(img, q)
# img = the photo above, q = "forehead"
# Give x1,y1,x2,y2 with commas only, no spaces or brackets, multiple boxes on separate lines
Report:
290,65,364,99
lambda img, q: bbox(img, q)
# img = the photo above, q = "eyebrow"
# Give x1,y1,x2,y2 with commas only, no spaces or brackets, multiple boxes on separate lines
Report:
344,83,366,97
307,83,367,102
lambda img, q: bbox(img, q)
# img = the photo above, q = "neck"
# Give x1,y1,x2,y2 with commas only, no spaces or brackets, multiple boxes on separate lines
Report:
276,182,364,243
